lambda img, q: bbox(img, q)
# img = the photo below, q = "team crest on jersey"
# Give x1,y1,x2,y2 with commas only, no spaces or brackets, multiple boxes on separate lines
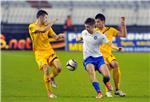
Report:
94,36,97,40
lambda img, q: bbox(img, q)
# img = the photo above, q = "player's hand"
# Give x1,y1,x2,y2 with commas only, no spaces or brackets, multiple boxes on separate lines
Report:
120,17,126,26
52,17,58,24
118,47,124,52
76,34,82,42
121,17,125,22
120,17,125,26
58,33,65,40
46,17,58,26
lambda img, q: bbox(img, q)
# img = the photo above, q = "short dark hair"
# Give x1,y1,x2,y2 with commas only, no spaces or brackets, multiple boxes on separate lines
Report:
95,13,105,21
36,10,48,18
84,18,95,25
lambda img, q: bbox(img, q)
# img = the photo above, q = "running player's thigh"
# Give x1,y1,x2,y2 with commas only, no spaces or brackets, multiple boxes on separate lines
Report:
86,64,96,75
110,60,119,68
86,64,97,81
99,64,110,77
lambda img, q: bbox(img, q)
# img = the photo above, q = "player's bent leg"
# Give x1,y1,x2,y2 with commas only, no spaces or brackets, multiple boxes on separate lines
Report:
86,64,97,82
42,64,57,98
50,60,62,78
99,64,110,77
43,64,51,92
86,64,103,98
111,60,120,90
50,59,62,88
52,59,62,74
110,60,126,97
99,64,113,97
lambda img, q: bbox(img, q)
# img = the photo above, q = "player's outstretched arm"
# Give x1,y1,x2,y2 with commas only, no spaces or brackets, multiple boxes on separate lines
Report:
117,17,127,38
76,35,83,42
107,42,123,52
50,33,65,40
35,17,58,33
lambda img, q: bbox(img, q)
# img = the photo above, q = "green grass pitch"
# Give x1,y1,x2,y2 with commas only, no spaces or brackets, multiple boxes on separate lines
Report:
1,51,150,102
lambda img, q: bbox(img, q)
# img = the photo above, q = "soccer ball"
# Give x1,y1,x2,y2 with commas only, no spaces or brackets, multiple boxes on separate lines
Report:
66,59,78,71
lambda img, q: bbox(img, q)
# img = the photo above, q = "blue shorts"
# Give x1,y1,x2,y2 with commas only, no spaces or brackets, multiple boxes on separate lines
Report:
83,56,105,71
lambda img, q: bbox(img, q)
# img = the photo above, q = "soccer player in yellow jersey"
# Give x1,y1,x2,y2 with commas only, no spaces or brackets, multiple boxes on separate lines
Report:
29,10,64,98
95,13,127,97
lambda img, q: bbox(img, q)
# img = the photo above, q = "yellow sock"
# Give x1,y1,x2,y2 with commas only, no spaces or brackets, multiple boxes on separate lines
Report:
44,75,52,93
105,86,108,92
113,67,121,90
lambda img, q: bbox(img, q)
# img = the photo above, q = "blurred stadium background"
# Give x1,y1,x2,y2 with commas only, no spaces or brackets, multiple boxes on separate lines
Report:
1,0,150,102
1,0,150,51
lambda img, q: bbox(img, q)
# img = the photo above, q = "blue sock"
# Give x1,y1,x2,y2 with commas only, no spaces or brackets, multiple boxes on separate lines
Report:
103,77,110,84
92,82,101,93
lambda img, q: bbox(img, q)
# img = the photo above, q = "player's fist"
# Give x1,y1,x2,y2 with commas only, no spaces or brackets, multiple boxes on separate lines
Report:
118,47,124,52
58,33,65,40
52,17,58,23
121,17,125,23
47,17,58,26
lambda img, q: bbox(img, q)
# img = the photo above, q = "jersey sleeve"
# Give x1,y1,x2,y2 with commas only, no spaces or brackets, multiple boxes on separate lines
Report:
111,27,119,36
101,34,109,44
81,30,87,38
48,27,56,36
29,24,36,34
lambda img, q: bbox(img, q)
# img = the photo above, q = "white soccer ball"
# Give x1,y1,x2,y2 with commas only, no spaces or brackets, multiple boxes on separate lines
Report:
66,59,78,71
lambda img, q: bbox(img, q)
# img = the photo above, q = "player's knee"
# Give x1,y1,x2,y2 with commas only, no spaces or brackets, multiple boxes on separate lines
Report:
88,69,94,76
103,73,110,78
111,61,119,68
90,72,97,82
103,71,110,78
101,65,110,78
91,75,97,82
57,68,61,73
87,71,94,81
56,66,62,73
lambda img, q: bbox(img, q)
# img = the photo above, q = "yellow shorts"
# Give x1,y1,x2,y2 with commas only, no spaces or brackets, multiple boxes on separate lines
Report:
34,50,59,70
104,54,116,64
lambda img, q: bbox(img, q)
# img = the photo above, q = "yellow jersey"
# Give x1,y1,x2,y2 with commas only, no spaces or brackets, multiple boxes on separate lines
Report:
96,27,119,57
29,22,56,52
